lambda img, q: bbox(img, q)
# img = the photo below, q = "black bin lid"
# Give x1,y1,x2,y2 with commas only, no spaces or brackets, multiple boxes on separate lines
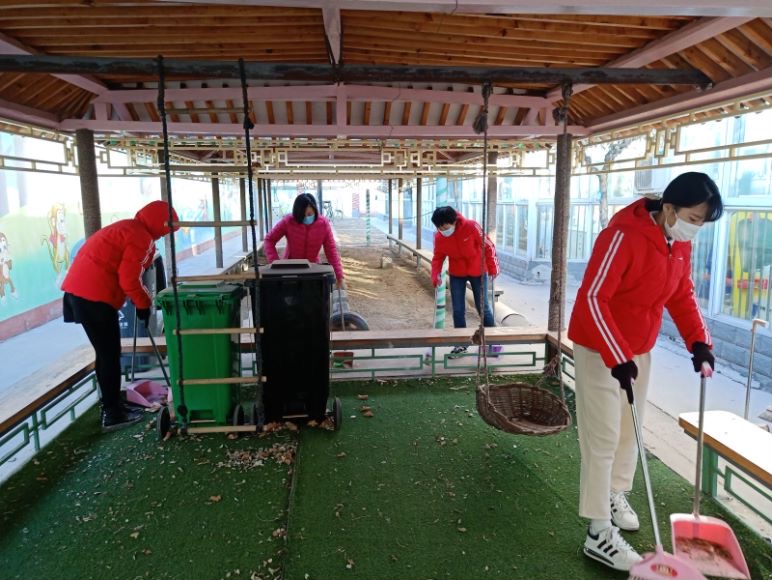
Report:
259,259,335,279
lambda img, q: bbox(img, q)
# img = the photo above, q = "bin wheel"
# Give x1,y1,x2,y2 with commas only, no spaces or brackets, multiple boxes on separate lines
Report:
233,403,245,426
332,397,342,431
251,403,264,429
330,312,369,331
157,405,172,440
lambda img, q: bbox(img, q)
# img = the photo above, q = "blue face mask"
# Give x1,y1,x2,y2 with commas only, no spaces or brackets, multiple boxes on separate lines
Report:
439,225,455,237
303,214,316,225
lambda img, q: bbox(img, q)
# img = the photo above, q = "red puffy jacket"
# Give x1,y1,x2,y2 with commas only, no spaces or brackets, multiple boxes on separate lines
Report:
568,198,711,368
430,213,500,285
263,214,344,281
62,201,178,310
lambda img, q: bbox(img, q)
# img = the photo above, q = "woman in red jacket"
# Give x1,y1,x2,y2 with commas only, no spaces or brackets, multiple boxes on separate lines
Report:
61,200,179,433
430,206,500,357
263,194,344,286
567,172,722,572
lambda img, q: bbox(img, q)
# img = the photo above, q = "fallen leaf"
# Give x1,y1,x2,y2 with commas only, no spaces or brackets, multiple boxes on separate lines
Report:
361,410,374,418
209,495,222,503
130,531,140,539
356,394,369,400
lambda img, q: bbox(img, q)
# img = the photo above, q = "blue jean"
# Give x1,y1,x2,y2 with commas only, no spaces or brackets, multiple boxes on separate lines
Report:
449,274,495,328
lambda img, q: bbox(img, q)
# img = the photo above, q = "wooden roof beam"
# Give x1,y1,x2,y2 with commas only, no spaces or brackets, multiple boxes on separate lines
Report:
0,55,712,86
0,96,59,128
322,2,341,65
156,0,772,18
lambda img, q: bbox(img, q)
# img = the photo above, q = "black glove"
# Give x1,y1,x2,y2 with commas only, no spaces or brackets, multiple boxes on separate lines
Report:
691,341,714,373
611,360,638,404
136,307,151,326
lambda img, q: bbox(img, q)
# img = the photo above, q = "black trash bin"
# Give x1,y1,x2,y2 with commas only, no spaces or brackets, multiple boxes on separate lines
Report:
259,259,334,422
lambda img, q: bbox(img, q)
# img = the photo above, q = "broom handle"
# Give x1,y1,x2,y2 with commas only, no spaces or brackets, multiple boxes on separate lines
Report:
131,308,138,382
625,383,662,548
693,363,711,516
147,330,172,387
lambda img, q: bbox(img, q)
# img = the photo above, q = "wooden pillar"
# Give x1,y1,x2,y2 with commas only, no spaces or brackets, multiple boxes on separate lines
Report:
211,174,223,269
397,178,404,240
485,151,498,243
239,177,248,252
548,133,572,332
387,179,393,235
75,128,101,237
416,177,422,249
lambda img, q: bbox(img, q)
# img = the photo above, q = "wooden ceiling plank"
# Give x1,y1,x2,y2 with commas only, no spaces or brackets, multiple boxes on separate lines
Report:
125,102,139,123
345,23,645,49
382,99,391,125
737,19,772,54
401,100,411,125
455,88,473,125
0,71,24,93
698,37,755,76
717,28,772,70
306,101,313,124
1,5,321,21
678,45,734,83
438,100,450,126
226,98,238,124
342,10,689,32
419,101,430,126
19,75,61,103
286,101,294,125
343,14,663,41
144,102,159,124
344,48,607,68
362,100,371,125
493,105,506,125
22,30,326,46
38,83,78,111
266,100,275,124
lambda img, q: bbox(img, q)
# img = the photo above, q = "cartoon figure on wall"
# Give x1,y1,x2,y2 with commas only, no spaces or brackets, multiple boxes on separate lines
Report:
0,231,18,303
41,202,70,286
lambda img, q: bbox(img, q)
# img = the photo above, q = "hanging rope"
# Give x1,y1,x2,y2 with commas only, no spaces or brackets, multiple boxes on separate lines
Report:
238,59,263,403
156,55,187,427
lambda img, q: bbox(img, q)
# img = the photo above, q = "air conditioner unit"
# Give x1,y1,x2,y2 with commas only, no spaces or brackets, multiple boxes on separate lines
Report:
634,160,670,194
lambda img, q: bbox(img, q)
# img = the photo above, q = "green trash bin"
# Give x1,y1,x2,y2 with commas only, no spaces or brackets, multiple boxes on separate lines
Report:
156,283,244,425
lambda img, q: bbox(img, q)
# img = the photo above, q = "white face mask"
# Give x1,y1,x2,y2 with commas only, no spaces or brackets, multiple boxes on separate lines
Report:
439,225,455,237
665,212,702,242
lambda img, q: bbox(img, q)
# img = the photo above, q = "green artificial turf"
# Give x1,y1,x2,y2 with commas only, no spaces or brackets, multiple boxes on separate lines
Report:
1,375,771,580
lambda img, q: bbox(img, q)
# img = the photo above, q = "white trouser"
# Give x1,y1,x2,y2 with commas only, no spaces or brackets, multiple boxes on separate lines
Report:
574,343,651,520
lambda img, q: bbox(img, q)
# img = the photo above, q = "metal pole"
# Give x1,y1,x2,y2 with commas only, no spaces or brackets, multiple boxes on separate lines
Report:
387,179,393,235
239,177,248,252
486,151,498,244
365,189,371,246
744,318,768,419
398,178,404,240
211,173,223,269
416,177,422,250
257,178,265,240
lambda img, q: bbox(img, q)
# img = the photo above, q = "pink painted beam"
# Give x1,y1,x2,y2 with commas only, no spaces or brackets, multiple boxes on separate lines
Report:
0,97,59,128
93,84,337,104
157,0,772,17
546,16,753,101
59,118,589,138
589,67,772,132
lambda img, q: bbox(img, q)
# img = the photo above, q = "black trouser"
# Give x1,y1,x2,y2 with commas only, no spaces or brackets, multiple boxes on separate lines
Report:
63,292,122,409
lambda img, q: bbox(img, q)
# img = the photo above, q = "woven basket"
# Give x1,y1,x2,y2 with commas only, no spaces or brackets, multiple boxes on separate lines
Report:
476,382,572,436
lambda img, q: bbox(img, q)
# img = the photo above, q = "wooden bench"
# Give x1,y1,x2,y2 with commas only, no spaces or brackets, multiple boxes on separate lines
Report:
678,410,772,523
0,344,96,466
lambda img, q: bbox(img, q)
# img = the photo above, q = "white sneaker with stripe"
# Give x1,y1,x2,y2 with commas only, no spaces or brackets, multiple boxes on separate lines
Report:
610,490,640,531
583,525,643,572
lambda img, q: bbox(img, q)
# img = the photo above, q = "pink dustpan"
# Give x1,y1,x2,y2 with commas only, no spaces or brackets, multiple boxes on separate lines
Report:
670,365,750,579
629,545,707,580
125,378,169,408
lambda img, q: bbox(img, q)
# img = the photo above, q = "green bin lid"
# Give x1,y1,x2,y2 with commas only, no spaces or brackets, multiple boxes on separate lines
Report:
156,282,243,304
